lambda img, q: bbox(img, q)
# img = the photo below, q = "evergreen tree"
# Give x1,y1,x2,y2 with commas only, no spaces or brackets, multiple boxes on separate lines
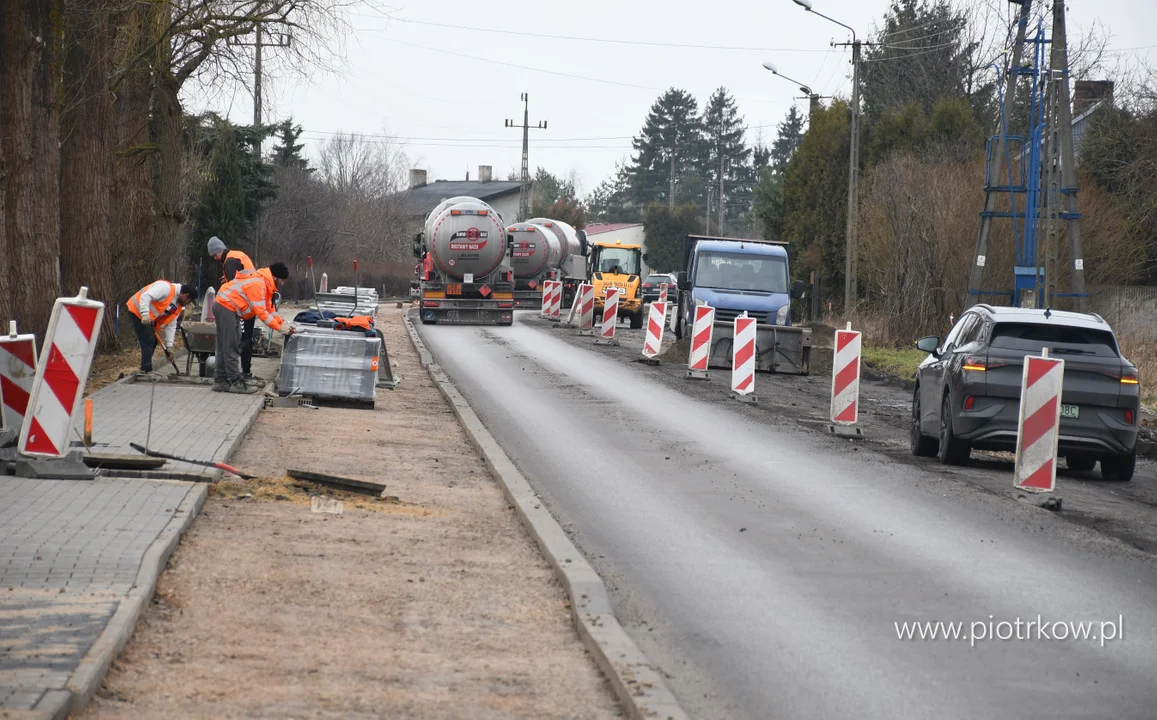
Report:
586,162,639,222
701,87,754,235
861,0,979,120
769,105,805,177
627,88,704,210
188,116,278,263
643,202,701,272
271,119,310,170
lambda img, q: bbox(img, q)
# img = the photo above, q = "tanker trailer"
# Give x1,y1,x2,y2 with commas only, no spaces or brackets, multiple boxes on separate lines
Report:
413,200,514,325
507,222,563,308
526,218,587,308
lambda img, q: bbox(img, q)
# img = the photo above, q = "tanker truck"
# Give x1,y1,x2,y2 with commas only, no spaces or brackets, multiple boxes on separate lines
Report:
413,198,515,325
508,218,587,308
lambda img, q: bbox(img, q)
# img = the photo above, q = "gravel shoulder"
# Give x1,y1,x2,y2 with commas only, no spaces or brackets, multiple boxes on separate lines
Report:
532,311,1157,556
76,306,621,720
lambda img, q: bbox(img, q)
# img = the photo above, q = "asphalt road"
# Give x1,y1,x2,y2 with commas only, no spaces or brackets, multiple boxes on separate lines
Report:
416,314,1157,720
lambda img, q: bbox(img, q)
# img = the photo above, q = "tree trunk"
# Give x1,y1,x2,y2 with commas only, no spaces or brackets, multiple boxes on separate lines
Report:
0,0,64,340
152,73,185,282
62,0,117,350
110,3,157,308
0,7,9,327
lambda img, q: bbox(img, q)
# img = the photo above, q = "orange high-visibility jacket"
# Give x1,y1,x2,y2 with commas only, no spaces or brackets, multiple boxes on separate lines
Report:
220,249,255,285
215,268,286,332
126,280,183,348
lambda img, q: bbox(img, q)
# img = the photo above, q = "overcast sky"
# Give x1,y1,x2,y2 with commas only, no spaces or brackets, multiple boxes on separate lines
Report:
195,0,1156,197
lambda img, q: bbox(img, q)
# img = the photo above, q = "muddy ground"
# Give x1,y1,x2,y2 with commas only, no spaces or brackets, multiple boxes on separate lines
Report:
77,307,621,720
530,312,1157,557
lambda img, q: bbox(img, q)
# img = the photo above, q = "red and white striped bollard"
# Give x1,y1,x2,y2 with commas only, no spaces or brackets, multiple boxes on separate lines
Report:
19,288,105,457
830,322,862,431
1013,349,1064,493
576,283,596,334
641,300,666,364
595,288,620,346
686,305,714,380
0,321,38,434
731,312,757,403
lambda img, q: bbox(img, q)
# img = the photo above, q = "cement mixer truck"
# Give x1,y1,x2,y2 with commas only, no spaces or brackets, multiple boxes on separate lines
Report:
413,198,515,325
508,218,587,308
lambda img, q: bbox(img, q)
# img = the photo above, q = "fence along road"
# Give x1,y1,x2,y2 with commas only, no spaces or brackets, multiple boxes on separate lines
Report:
415,319,1157,720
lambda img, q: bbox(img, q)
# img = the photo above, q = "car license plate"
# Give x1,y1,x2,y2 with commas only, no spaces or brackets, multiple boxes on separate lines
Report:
1060,404,1079,419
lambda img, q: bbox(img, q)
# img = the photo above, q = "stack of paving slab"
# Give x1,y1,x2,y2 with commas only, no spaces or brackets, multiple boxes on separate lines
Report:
315,286,378,317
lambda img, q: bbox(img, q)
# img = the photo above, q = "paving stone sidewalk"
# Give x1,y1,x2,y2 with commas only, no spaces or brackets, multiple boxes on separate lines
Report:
1,367,271,719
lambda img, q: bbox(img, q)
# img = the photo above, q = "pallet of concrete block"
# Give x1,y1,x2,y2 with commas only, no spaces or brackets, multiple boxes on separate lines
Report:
278,326,382,406
315,286,379,317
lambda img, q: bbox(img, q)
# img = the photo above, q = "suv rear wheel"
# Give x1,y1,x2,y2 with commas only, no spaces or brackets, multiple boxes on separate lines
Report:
910,387,938,457
1066,454,1097,473
938,394,971,465
1101,452,1135,482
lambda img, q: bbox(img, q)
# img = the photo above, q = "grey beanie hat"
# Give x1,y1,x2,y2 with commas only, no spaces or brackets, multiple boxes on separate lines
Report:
207,236,227,256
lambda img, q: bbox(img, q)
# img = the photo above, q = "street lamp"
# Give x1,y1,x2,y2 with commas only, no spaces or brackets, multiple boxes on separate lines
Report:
793,0,864,314
762,62,812,96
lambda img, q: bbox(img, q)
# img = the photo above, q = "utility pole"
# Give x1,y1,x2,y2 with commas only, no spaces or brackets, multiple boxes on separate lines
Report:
832,38,869,313
718,155,725,235
968,0,1032,306
669,154,676,209
505,93,547,222
229,23,289,264
1049,0,1087,311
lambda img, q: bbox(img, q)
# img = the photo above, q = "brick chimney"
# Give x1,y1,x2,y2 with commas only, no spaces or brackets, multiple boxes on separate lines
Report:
1073,80,1114,116
409,169,428,189
478,165,493,183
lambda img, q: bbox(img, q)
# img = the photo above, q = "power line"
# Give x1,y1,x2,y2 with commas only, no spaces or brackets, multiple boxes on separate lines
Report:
378,37,665,91
385,17,829,53
300,129,632,142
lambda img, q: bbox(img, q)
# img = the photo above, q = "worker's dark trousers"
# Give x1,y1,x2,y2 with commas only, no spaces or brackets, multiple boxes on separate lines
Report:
214,306,244,385
240,317,256,375
131,315,157,373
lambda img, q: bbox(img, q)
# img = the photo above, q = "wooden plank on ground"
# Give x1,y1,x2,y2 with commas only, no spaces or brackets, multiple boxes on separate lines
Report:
286,468,386,496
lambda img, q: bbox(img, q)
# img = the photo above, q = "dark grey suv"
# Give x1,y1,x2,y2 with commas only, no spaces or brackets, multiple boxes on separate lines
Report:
911,305,1140,481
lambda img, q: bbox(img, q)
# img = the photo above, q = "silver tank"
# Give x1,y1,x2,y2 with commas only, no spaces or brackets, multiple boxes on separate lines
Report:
526,218,584,264
507,223,563,279
425,196,491,239
428,201,507,281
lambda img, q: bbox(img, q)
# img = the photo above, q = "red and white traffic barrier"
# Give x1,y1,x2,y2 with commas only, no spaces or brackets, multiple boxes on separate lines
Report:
18,288,105,458
1013,350,1064,493
731,312,757,403
830,323,862,424
642,301,667,362
541,280,559,318
319,273,329,292
0,321,38,434
595,288,620,346
686,305,714,380
576,283,596,333
549,281,563,319
658,283,669,303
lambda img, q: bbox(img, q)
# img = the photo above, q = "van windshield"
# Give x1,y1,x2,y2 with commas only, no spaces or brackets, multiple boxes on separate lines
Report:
989,322,1119,357
695,252,788,294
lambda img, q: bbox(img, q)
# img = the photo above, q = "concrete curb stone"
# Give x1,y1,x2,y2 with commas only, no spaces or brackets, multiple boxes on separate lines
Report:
403,310,688,720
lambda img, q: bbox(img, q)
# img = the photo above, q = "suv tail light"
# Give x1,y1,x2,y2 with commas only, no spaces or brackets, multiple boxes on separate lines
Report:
964,396,975,411
1121,367,1139,385
962,356,987,372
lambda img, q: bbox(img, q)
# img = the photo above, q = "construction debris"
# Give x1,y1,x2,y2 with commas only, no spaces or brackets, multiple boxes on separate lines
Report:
287,468,386,497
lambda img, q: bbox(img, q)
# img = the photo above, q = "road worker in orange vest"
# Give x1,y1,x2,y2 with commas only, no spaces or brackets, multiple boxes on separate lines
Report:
212,262,294,393
207,236,261,378
126,280,198,375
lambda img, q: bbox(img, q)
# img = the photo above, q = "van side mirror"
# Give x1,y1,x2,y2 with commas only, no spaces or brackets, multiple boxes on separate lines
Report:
412,233,422,258
790,279,806,299
916,336,940,355
676,271,689,291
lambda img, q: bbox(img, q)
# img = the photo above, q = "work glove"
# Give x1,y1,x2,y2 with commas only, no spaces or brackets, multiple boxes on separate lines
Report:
163,347,174,361
279,325,296,337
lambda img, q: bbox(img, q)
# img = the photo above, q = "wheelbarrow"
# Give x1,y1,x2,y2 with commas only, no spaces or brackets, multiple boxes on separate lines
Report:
180,321,217,377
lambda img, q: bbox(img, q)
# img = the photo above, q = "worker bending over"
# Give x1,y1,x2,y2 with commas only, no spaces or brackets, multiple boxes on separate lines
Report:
213,263,294,394
126,280,198,374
